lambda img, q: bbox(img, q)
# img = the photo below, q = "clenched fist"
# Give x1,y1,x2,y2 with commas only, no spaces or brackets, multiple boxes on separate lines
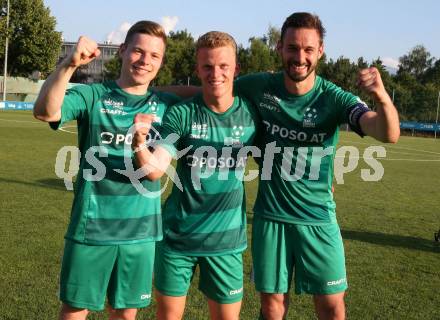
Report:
358,67,391,104
66,36,101,68
132,113,156,152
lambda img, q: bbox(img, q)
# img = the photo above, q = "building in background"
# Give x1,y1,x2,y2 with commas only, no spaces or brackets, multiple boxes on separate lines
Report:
58,41,120,83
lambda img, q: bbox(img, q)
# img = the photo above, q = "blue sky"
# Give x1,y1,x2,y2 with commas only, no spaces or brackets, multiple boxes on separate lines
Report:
43,0,440,69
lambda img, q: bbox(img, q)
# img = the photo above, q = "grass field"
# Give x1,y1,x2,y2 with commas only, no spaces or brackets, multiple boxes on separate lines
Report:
0,110,439,320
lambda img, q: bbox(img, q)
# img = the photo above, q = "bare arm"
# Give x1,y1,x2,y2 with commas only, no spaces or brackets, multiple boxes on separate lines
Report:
154,85,201,99
358,67,400,143
131,114,173,181
33,36,101,122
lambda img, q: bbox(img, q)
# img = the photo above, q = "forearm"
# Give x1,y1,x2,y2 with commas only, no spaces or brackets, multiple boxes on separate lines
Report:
154,85,201,98
134,147,167,181
373,93,400,143
33,60,78,122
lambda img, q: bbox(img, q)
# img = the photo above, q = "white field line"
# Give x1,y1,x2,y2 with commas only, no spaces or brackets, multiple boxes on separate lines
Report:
379,150,439,157
339,139,440,156
334,156,440,162
0,117,78,135
0,118,42,124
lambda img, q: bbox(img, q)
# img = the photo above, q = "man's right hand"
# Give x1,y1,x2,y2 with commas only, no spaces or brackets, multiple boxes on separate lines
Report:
132,114,156,151
66,36,101,68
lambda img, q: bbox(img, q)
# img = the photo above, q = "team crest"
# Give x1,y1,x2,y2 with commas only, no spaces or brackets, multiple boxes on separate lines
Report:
224,125,245,147
303,107,318,128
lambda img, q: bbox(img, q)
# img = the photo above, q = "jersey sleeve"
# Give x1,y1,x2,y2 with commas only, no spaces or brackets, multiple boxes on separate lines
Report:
156,102,188,157
234,72,270,101
154,90,183,108
49,84,93,130
330,83,371,137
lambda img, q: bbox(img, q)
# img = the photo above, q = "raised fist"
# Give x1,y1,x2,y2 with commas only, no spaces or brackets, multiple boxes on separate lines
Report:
67,36,101,68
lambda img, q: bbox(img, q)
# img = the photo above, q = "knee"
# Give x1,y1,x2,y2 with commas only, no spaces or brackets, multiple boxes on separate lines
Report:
260,294,288,320
314,294,345,320
108,307,137,320
59,303,89,320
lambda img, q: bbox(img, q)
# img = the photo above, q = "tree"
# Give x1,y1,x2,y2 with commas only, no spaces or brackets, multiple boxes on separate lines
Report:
321,56,359,94
266,25,280,51
423,58,440,86
155,30,196,86
397,45,433,80
103,54,121,80
0,0,62,77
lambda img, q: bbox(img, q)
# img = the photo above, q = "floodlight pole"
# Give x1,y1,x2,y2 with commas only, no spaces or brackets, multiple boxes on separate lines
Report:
2,0,10,102
435,91,439,139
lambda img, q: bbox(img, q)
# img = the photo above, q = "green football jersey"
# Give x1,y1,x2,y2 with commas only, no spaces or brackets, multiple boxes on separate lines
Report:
157,94,258,256
52,81,180,245
235,72,363,225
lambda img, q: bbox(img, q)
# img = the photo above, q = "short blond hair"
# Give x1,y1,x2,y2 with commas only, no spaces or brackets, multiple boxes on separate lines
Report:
196,31,237,56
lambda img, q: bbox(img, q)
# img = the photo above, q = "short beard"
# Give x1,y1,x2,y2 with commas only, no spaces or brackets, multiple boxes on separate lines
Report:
283,61,316,82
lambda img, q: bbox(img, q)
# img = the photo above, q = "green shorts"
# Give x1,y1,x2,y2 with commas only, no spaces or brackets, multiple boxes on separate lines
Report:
60,240,155,311
154,243,243,304
251,216,347,295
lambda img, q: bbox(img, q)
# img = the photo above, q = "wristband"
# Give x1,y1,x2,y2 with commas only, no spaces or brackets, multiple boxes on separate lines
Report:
133,144,148,153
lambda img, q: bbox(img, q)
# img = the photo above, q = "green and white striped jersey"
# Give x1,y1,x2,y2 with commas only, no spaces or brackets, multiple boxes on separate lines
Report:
52,81,180,244
157,94,258,256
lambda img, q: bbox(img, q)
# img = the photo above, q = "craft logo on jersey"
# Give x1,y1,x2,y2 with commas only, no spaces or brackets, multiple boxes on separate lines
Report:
260,93,282,113
101,98,128,116
224,125,244,147
303,107,318,128
190,122,208,139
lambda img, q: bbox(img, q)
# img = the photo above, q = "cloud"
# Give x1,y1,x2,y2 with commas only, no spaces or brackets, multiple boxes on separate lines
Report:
382,57,400,69
106,22,132,44
161,16,179,34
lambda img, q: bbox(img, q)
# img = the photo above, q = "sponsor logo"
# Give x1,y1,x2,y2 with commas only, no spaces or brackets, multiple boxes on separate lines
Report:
229,287,243,295
327,278,347,286
260,93,282,112
103,98,124,109
140,293,151,300
100,131,157,146
263,120,326,143
101,98,127,116
187,154,247,169
190,122,209,139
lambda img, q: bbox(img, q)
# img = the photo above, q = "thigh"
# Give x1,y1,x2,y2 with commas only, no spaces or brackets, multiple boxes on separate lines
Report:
251,216,294,293
60,240,117,311
293,223,347,295
154,243,197,297
199,253,243,304
107,241,156,309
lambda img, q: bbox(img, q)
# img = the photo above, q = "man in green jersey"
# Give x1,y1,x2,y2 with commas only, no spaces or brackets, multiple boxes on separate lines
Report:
33,21,180,320
234,12,400,320
132,31,258,320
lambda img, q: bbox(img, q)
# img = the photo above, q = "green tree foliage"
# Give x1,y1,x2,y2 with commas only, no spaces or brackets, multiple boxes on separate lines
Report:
155,30,196,86
0,0,62,77
103,53,121,80
423,59,440,86
239,37,275,74
397,45,433,80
